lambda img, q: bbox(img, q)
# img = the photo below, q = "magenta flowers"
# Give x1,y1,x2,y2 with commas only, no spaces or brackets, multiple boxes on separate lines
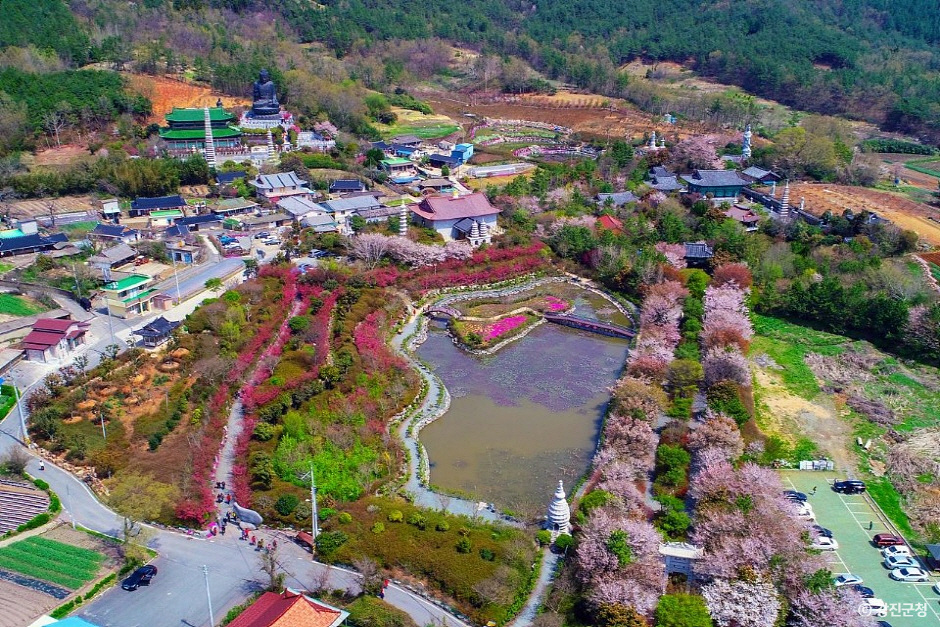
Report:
483,315,528,341
544,296,569,312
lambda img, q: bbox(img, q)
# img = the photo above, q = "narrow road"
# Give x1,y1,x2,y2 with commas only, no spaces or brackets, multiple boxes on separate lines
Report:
509,550,560,627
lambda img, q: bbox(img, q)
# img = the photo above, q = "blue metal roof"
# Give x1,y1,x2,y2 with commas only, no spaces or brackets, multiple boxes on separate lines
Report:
131,195,186,210
177,214,222,226
0,232,67,252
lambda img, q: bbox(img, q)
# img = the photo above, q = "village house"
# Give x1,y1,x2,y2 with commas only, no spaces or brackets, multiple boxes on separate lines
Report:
129,195,187,218
277,196,324,222
683,241,715,266
380,158,416,182
318,196,382,235
427,153,461,171
723,205,761,231
22,318,90,363
89,223,140,244
328,179,366,195
680,170,751,202
240,213,292,230
213,197,259,218
595,191,638,208
250,172,312,202
300,213,339,233
133,316,181,348
102,274,158,319
410,192,499,245
418,178,455,194
98,198,121,221
0,225,68,258
740,166,781,185
648,166,686,193
596,215,625,235
87,243,138,270
216,170,247,187
176,213,223,232
226,589,349,627
390,134,422,148
165,238,200,265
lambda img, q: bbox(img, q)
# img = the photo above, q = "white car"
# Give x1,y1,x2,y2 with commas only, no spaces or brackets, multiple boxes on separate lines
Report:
933,582,940,595
859,598,888,617
881,545,912,559
811,536,839,551
889,567,929,582
794,504,816,521
834,573,863,587
884,555,919,569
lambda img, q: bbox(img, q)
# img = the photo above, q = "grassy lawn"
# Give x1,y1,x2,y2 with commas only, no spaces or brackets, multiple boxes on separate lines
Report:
58,221,98,237
0,537,105,589
377,108,460,140
0,293,46,316
0,262,13,274
866,476,919,544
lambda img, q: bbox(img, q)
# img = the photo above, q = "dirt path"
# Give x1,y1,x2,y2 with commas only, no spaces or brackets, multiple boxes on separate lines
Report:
753,368,856,473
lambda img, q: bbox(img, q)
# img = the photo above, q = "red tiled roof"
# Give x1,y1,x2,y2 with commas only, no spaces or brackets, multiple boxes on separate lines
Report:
227,590,343,627
724,206,760,223
32,318,74,332
65,329,86,340
21,331,64,349
597,215,624,232
411,192,499,222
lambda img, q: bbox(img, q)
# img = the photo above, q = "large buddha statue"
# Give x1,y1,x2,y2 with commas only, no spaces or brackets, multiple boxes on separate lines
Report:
251,69,280,117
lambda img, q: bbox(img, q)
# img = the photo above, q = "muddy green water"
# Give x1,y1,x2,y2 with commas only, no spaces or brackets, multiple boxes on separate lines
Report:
418,290,629,514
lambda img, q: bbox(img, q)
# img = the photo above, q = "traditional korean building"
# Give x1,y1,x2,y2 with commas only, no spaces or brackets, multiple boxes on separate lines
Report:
159,107,242,158
680,170,751,202
410,192,498,245
134,316,181,348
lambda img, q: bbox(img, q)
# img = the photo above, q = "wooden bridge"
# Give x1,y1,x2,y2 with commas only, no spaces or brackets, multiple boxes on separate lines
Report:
544,313,635,339
425,304,462,318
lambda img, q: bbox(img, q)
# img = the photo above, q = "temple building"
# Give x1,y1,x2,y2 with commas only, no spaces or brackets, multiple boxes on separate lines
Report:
545,480,571,538
159,106,242,159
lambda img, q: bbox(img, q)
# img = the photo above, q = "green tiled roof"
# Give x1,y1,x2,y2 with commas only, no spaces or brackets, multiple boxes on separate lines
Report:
104,275,150,292
159,127,242,140
121,288,158,304
381,158,411,166
164,107,234,123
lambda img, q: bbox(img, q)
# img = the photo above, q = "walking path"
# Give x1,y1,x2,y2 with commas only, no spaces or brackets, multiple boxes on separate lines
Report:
212,398,243,511
509,550,560,627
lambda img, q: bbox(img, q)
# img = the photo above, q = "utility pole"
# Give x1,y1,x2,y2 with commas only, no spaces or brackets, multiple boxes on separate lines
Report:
172,256,181,305
299,462,319,558
67,484,75,530
202,565,215,627
100,411,106,441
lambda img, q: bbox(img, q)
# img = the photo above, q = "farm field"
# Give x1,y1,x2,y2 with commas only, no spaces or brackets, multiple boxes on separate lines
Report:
375,107,460,140
788,183,940,246
424,88,680,142
0,579,59,627
0,293,46,317
125,73,250,124
0,537,105,590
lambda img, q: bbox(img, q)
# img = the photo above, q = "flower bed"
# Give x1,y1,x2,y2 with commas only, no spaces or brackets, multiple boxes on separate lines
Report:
450,312,538,350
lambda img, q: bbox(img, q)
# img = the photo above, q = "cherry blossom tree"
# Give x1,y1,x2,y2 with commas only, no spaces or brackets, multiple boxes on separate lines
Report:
688,411,744,462
701,578,782,627
787,587,875,627
654,242,687,270
703,347,751,388
711,263,753,289
348,233,392,268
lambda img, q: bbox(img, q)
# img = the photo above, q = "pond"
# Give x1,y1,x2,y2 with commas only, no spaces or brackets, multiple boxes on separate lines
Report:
417,288,629,515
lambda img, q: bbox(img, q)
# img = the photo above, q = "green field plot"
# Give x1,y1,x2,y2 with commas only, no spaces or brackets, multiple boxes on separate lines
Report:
0,537,104,589
0,293,46,316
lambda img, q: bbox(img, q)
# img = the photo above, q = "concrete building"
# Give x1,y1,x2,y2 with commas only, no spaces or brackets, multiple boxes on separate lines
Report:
410,192,499,245
102,274,158,319
22,318,90,363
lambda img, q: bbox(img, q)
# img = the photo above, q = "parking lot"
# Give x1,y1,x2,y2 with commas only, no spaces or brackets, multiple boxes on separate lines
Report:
782,471,940,626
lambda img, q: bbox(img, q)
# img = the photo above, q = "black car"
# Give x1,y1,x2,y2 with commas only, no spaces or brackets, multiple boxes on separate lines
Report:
852,585,875,598
833,480,866,494
784,490,808,502
122,565,158,590
812,525,833,538
877,622,893,627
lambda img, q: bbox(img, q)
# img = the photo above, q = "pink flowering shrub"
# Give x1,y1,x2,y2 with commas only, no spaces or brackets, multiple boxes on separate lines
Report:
483,315,529,341
544,296,570,312
703,346,751,388
687,411,744,463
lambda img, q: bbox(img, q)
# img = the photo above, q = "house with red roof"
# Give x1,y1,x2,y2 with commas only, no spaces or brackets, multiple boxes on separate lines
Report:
226,589,349,627
596,215,624,235
409,191,499,246
22,318,90,363
723,205,761,231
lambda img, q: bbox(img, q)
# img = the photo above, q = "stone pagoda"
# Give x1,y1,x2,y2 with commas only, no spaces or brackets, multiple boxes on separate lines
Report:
546,480,571,538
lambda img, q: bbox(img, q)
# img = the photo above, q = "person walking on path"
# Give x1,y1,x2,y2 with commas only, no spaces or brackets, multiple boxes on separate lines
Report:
811,486,817,495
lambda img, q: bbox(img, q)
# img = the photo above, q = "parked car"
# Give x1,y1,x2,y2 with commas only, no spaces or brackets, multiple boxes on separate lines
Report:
934,582,940,595
792,503,815,520
873,533,905,547
876,622,893,627
881,545,912,559
122,565,158,590
812,525,834,538
860,599,888,617
784,490,808,502
851,585,875,598
811,537,839,551
889,567,929,582
254,231,270,239
833,479,866,494
883,555,919,569
834,573,863,587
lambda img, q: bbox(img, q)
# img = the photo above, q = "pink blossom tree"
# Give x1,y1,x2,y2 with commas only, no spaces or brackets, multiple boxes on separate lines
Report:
688,411,744,462
787,587,875,627
701,578,782,627
654,242,687,270
703,347,751,388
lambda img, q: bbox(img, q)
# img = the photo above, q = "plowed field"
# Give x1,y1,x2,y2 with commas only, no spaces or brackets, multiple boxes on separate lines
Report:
790,183,940,246
126,74,249,124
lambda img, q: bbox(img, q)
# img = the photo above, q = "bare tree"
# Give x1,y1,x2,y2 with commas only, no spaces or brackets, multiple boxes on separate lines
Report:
259,544,285,592
1,447,30,475
353,556,384,595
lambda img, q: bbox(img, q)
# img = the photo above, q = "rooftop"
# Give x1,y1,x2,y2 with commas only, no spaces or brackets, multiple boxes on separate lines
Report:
177,214,222,226
164,107,235,123
596,192,638,207
91,223,138,238
320,196,381,213
217,170,248,185
227,589,347,627
277,196,324,218
381,157,412,167
251,172,308,191
329,179,365,192
135,316,181,338
150,210,184,218
412,193,499,222
0,233,68,253
88,243,137,265
159,127,242,140
215,198,258,212
680,169,751,187
131,195,186,211
390,134,422,145
33,318,83,333
103,274,151,292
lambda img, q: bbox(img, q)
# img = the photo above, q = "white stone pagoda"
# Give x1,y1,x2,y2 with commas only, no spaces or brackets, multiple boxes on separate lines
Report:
546,480,570,538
